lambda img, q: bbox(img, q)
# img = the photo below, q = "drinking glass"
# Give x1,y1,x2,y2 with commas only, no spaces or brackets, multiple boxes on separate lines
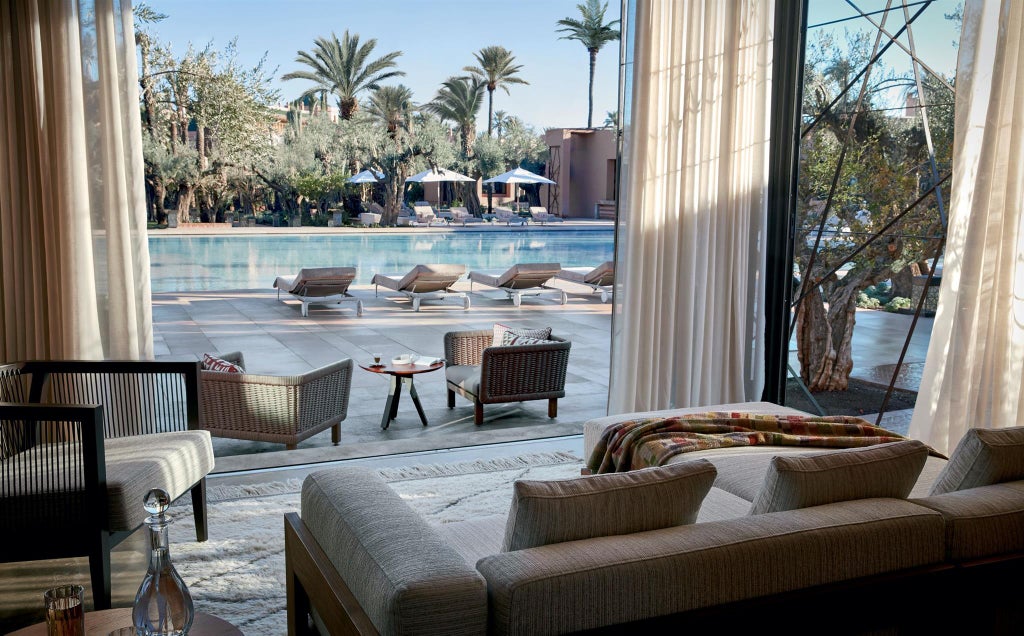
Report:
372,352,382,366
44,585,85,636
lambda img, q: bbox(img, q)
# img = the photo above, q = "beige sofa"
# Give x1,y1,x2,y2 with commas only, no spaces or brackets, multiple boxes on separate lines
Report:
285,403,1024,635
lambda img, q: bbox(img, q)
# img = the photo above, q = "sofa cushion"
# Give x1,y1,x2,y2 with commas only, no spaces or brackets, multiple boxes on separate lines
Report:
491,323,551,347
749,440,928,515
501,460,716,552
912,480,1024,561
435,514,506,567
201,353,243,373
445,365,480,397
697,486,751,522
478,498,945,636
930,426,1024,495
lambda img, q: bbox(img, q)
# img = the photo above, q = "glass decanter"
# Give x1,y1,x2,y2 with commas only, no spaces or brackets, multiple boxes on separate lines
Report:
133,488,195,635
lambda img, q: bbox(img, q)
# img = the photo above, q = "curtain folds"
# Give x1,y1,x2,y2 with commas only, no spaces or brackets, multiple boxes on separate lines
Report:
909,0,1024,455
608,0,773,414
0,0,153,361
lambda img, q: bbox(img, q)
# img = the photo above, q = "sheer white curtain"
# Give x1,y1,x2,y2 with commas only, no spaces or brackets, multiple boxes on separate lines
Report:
608,0,773,414
909,0,1024,455
0,0,153,361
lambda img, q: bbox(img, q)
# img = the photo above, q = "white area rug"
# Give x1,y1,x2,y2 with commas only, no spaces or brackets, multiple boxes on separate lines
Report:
168,452,583,635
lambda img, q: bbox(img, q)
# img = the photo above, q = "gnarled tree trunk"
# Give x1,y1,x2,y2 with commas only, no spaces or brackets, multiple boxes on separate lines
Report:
795,284,859,392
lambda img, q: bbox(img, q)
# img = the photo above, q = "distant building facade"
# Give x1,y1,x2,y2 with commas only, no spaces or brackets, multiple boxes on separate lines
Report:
543,128,617,219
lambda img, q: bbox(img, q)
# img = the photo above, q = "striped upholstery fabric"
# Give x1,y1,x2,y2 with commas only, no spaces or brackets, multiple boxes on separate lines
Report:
436,514,506,567
749,440,928,515
478,498,945,636
501,461,716,552
491,323,551,347
697,487,751,522
301,468,487,636
930,426,1024,495
912,480,1024,561
2,431,213,532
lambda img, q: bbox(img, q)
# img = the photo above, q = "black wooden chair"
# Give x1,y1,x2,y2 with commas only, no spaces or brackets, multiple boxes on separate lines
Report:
0,361,213,610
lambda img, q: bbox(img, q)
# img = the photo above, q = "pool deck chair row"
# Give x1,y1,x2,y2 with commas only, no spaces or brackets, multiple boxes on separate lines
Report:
274,267,363,317
371,264,470,311
469,262,568,306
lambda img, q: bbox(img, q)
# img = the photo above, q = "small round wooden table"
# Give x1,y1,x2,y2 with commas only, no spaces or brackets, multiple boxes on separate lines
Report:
360,360,445,430
9,608,240,635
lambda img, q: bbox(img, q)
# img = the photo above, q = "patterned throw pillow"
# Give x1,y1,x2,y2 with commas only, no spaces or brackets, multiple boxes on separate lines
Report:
500,331,556,346
491,323,552,347
202,353,244,373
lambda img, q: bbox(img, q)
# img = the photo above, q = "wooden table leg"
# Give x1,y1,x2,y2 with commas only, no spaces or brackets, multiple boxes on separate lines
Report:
381,375,403,430
405,376,428,426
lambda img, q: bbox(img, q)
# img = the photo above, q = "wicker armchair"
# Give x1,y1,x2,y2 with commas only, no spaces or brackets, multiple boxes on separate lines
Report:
443,330,571,425
0,361,213,610
200,352,352,450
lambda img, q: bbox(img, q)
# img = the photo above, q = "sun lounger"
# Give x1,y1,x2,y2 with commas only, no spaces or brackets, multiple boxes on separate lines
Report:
412,204,437,225
371,264,470,311
494,207,528,226
468,262,568,306
449,206,482,226
556,261,615,302
273,267,363,317
530,206,563,225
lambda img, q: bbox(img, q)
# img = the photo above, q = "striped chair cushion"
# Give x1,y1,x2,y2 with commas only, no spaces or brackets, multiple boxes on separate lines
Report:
202,353,244,374
491,324,551,348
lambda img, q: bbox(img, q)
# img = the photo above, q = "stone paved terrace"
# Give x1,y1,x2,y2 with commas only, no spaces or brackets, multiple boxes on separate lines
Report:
151,223,933,473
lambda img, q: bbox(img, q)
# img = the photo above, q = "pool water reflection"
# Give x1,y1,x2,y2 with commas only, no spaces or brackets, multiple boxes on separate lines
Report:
148,229,614,292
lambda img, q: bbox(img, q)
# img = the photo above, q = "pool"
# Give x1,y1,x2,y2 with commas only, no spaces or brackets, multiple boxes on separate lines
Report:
148,229,615,292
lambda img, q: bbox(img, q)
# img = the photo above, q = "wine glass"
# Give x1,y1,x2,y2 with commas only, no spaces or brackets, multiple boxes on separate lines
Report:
372,352,382,366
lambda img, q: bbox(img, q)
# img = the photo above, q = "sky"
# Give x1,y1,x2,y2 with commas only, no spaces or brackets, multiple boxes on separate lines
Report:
144,0,960,131
146,0,623,131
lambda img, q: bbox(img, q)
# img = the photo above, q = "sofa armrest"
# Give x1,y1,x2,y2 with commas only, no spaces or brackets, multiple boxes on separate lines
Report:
476,498,945,635
300,467,487,636
444,330,492,367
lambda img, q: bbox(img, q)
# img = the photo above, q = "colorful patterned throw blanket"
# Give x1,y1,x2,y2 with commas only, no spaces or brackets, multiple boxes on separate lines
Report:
587,412,917,473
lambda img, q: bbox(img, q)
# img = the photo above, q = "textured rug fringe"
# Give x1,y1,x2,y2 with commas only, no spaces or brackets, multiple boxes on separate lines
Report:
207,479,305,502
377,451,582,481
204,451,582,501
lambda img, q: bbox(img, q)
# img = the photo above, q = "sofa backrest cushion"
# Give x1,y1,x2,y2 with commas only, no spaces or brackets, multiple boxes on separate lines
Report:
501,460,716,552
929,426,1024,495
749,440,928,515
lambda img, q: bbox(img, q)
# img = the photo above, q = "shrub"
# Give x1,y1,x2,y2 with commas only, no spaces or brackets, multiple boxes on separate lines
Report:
884,297,913,312
857,292,881,309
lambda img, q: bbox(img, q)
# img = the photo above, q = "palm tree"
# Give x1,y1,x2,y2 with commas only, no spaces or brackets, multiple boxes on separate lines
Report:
425,77,485,156
463,46,528,137
492,110,512,138
603,109,618,129
282,31,404,120
556,0,620,128
365,84,415,138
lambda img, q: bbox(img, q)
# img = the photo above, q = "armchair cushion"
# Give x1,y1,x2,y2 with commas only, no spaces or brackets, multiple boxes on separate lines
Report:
501,333,556,346
202,353,244,373
491,323,551,347
445,365,481,397
501,461,717,552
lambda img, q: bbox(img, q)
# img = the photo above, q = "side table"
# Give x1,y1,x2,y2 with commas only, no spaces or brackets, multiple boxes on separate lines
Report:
360,360,445,430
9,608,241,635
